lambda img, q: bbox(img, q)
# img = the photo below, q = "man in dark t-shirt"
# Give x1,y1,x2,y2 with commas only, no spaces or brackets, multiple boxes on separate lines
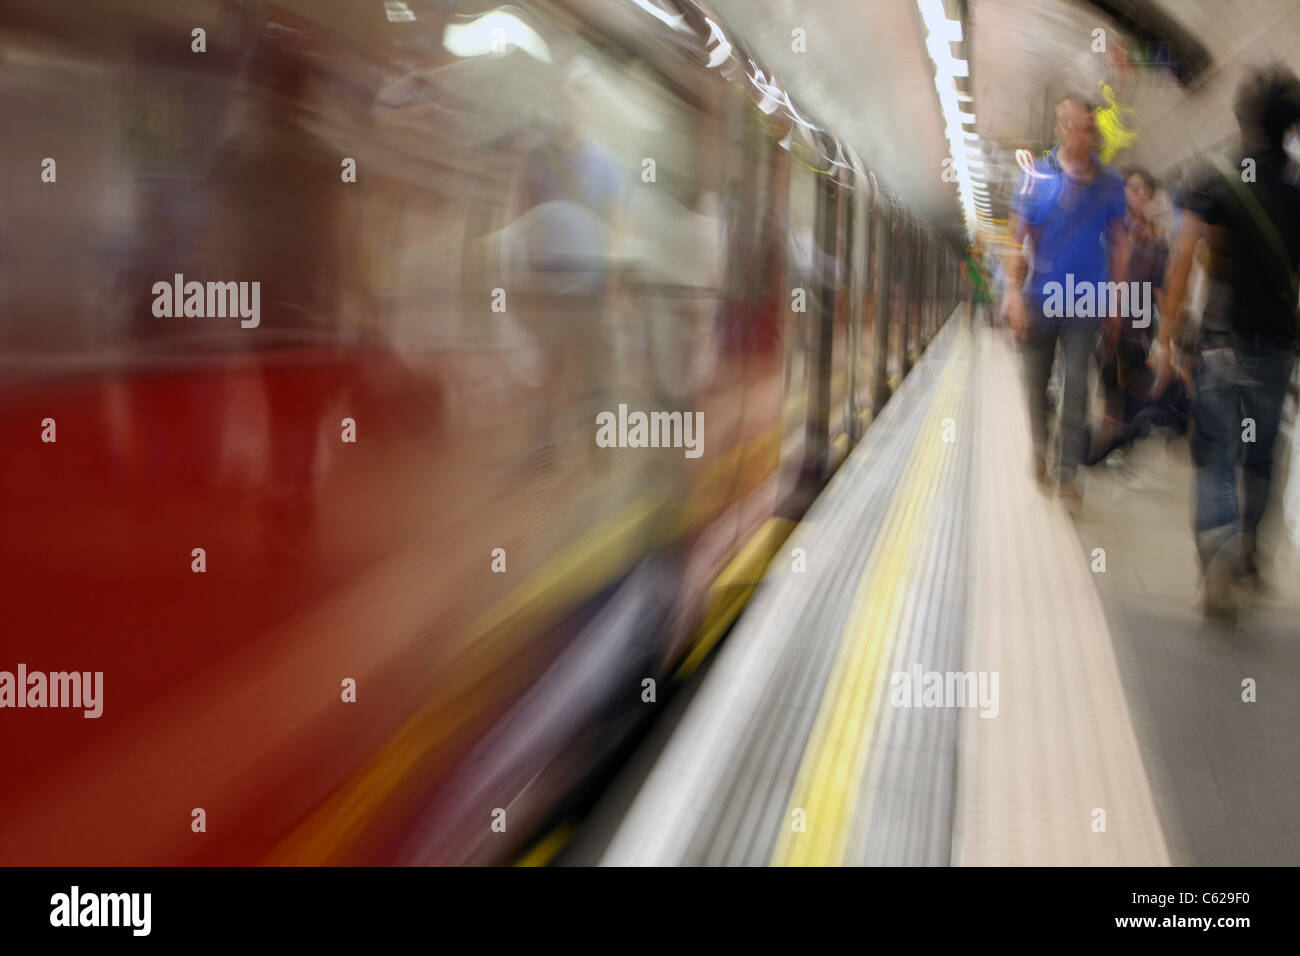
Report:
1154,65,1300,617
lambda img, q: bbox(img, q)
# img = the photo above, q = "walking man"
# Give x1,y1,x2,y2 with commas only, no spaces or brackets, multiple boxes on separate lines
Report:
1005,94,1129,512
1153,66,1300,618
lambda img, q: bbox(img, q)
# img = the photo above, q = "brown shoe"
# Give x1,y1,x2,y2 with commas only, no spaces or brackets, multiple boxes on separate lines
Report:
1034,461,1052,492
1058,482,1083,515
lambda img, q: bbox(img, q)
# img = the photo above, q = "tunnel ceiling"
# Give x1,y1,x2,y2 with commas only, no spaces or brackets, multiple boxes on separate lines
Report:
968,0,1300,226
709,0,1300,246
708,0,966,247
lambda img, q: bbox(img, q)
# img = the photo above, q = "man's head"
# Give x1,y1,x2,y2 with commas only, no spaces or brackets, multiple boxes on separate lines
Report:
1234,64,1300,153
1055,95,1098,162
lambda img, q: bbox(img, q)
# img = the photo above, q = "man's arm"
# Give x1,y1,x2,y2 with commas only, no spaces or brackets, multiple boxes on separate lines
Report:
1150,209,1208,388
1004,213,1029,338
1105,218,1130,349
1157,210,1207,351
1152,239,1170,323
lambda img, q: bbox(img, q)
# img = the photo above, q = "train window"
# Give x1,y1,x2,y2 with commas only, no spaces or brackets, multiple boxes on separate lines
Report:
0,26,239,356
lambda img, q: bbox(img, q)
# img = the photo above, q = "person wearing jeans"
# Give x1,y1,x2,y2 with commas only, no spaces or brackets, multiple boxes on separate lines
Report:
1152,65,1300,617
1191,339,1295,587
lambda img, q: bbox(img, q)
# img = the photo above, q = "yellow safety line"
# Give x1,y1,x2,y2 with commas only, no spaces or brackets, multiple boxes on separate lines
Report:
771,323,970,866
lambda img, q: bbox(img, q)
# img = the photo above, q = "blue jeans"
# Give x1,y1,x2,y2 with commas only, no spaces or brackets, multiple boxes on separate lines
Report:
1192,344,1295,569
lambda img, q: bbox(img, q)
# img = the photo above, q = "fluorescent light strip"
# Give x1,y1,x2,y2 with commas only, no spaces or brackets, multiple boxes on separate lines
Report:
918,0,980,241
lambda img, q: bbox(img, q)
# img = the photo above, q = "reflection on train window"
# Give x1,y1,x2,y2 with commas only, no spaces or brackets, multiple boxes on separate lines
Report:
780,151,818,489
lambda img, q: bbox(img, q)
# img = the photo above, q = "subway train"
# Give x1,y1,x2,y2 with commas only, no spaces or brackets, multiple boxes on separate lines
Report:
0,0,960,865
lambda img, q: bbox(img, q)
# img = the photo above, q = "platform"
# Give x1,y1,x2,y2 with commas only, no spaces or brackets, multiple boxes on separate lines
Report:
593,316,1300,866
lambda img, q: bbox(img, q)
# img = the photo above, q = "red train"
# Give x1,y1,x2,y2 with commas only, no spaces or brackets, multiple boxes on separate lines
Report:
0,0,959,864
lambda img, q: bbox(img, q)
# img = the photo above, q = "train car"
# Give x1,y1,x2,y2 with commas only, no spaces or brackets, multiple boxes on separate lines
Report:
0,0,960,865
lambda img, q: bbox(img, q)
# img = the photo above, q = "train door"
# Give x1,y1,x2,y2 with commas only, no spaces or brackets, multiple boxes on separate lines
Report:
823,146,852,470
870,186,892,416
779,136,821,505
846,161,871,443
886,209,910,392
906,221,922,373
920,236,933,353
747,120,804,520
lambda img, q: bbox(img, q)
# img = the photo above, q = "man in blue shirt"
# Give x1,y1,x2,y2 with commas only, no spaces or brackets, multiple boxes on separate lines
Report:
1006,95,1129,512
